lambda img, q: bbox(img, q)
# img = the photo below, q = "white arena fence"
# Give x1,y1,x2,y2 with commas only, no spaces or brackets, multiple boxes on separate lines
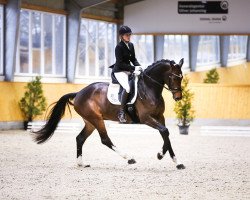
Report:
26,121,158,134
26,121,250,137
201,126,250,137
27,121,84,133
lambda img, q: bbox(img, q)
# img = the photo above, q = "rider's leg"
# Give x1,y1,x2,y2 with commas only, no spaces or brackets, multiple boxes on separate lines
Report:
114,72,131,123
118,89,129,123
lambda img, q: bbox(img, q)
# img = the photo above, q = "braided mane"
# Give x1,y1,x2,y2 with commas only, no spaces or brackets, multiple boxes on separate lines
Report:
144,59,173,73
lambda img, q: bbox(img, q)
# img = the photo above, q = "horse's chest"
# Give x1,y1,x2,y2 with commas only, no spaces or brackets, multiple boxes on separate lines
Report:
148,100,164,110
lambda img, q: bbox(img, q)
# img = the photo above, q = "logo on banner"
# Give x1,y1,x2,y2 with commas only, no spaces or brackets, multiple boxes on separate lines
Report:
220,1,229,10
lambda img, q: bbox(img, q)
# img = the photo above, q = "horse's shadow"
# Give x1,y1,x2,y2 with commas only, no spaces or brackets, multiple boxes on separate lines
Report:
72,162,181,174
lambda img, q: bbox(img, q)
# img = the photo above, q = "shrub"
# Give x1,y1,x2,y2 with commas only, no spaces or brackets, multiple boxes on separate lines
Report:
19,76,47,122
203,68,219,83
174,76,195,126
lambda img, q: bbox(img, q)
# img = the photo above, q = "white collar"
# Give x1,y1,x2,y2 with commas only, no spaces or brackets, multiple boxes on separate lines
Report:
122,41,130,50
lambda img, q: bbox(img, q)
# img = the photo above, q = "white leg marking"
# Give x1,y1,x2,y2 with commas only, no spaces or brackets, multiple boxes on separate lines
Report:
112,146,133,160
77,156,83,166
172,156,181,165
158,149,165,158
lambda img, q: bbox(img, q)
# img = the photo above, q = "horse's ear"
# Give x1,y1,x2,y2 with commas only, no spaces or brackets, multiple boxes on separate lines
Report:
179,58,184,67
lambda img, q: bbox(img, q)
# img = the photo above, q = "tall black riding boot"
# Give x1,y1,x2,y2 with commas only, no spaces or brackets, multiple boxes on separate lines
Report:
118,89,129,123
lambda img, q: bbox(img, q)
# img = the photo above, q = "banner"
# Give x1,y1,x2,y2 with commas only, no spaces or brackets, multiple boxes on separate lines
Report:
124,0,249,34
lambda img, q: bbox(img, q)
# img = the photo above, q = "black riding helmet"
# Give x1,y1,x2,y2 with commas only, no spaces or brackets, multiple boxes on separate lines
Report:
119,25,132,35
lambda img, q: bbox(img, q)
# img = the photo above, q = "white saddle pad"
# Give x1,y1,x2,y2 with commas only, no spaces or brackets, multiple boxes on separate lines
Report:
107,75,139,105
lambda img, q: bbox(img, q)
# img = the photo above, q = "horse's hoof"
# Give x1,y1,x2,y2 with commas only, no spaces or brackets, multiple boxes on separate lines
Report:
176,164,185,170
77,156,83,166
128,159,136,164
77,164,91,168
157,152,163,160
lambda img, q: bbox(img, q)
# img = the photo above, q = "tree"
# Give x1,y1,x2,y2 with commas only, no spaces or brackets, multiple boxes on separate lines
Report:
174,76,195,126
19,76,47,122
203,68,219,83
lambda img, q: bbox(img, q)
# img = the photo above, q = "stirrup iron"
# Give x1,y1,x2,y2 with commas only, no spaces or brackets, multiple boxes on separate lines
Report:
118,109,127,123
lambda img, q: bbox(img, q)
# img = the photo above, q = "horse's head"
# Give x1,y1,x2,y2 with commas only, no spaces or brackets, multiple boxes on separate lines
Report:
165,58,184,101
143,58,184,101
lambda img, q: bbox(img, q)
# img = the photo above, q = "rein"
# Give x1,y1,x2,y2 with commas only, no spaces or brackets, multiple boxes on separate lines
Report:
138,70,182,100
142,72,171,91
138,72,168,100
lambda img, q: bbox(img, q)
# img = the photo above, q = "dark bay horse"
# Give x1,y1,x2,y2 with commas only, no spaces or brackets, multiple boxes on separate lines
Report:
34,58,185,169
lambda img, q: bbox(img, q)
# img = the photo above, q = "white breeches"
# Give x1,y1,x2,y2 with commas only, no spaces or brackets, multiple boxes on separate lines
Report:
114,72,131,93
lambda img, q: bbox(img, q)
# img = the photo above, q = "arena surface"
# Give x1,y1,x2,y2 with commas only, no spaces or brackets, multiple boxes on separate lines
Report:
0,125,249,200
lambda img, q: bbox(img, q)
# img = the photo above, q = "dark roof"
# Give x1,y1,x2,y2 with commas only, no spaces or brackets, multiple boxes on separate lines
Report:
74,0,145,22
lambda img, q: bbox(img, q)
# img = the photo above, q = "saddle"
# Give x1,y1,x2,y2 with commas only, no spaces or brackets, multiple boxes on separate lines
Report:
107,73,140,123
107,73,138,105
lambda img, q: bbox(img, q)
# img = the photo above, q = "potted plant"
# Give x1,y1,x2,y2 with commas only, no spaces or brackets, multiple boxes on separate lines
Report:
19,76,47,129
203,68,219,83
174,76,195,135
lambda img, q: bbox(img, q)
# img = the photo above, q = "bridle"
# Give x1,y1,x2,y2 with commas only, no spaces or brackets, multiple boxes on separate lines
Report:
167,72,183,93
141,71,182,93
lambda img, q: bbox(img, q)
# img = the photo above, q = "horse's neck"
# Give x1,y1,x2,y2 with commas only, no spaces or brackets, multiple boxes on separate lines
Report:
147,63,170,81
141,63,170,98
139,74,164,99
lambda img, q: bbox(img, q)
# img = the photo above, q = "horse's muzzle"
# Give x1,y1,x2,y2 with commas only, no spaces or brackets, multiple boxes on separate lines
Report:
173,92,182,101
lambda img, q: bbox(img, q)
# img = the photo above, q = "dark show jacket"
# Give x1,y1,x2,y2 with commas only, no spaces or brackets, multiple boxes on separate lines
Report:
111,41,140,73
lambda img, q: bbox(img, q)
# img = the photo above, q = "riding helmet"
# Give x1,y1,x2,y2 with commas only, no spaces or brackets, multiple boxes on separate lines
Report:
119,25,132,35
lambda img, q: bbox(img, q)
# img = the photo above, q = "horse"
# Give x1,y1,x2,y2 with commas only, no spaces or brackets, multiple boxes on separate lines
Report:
33,58,185,170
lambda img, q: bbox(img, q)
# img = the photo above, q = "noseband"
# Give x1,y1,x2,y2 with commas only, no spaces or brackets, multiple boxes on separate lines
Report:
167,73,183,93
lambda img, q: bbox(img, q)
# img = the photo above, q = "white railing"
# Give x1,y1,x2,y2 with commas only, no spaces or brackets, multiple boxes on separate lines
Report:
27,121,83,133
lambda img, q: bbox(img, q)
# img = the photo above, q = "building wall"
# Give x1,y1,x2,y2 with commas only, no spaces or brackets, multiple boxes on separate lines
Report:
188,62,250,84
0,62,250,123
163,83,250,119
0,82,83,122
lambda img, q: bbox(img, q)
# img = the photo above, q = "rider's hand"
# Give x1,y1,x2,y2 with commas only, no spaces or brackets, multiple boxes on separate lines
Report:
135,66,143,72
133,66,143,76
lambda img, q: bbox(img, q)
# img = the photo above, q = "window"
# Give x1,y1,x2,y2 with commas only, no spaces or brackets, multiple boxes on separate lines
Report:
76,19,116,80
15,9,66,77
0,5,3,75
163,35,189,71
196,36,220,70
133,35,154,67
228,35,247,63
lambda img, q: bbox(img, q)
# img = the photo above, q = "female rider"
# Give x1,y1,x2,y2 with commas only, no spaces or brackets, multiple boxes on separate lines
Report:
112,25,141,123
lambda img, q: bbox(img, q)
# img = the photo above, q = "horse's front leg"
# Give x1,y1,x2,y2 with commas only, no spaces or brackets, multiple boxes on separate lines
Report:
144,116,185,169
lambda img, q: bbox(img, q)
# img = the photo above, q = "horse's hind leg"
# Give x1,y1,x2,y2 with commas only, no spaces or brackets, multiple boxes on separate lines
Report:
92,119,136,164
76,120,95,166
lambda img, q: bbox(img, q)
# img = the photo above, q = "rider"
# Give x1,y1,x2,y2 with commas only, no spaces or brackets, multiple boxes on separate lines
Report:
112,25,141,123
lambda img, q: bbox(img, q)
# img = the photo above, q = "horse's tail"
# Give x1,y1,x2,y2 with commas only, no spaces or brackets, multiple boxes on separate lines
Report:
33,93,77,144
